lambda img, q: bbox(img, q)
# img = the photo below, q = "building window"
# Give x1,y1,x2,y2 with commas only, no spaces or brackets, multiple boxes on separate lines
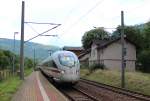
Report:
92,49,95,57
123,60,126,68
124,47,127,56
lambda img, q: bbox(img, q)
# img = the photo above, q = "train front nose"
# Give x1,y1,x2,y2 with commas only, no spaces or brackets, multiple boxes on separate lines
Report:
58,52,80,82
61,69,80,82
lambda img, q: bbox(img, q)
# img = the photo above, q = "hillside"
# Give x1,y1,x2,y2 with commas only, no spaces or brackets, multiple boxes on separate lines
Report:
0,38,60,60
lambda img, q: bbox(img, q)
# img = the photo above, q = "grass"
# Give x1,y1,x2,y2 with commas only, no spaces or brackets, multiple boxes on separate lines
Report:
24,68,33,76
0,68,33,101
0,76,22,101
80,69,150,96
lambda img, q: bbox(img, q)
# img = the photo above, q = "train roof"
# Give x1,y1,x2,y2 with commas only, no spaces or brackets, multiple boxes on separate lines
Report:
52,50,76,55
39,50,77,65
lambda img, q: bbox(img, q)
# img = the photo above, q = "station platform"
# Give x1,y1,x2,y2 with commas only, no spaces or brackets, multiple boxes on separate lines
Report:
11,71,68,101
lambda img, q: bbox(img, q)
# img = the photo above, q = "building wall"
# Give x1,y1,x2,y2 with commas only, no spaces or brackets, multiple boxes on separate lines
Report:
89,39,136,71
101,40,136,71
90,43,98,61
103,59,135,71
89,43,99,66
79,53,90,68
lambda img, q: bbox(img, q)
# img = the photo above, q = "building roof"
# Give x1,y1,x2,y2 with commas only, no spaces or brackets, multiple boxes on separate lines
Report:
63,46,84,51
78,48,91,58
78,37,137,59
92,39,109,46
96,37,137,49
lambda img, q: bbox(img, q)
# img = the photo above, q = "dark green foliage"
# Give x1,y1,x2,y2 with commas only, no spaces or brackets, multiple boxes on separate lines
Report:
82,28,110,49
138,50,150,72
80,62,89,69
137,22,150,72
142,22,150,49
0,50,13,70
24,58,34,68
112,25,144,53
0,49,35,71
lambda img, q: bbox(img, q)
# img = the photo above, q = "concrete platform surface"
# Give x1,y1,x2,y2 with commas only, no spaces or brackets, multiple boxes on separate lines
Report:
12,71,68,101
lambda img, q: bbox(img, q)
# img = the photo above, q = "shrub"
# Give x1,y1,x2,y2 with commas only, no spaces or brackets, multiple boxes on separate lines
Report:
89,63,105,72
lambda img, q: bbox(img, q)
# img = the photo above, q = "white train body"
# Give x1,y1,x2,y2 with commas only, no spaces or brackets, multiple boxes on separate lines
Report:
40,51,80,83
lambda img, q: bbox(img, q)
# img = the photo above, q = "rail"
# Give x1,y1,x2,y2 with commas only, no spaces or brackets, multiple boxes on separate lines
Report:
80,78,150,101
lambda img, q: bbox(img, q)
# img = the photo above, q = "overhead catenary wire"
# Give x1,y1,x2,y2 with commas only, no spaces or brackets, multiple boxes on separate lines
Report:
57,35,67,47
108,0,147,22
51,0,105,46
26,23,40,35
91,3,146,31
83,0,148,34
26,23,59,37
57,0,144,47
24,0,147,47
60,0,105,36
60,0,82,25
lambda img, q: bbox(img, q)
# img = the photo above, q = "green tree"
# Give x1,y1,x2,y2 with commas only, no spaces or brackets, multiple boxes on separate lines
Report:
3,50,14,69
136,21,150,73
142,21,150,49
112,25,144,52
138,50,150,72
0,50,9,70
82,28,110,49
24,58,34,68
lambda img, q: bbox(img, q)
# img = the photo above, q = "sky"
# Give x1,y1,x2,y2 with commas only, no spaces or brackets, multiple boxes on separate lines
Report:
0,0,150,47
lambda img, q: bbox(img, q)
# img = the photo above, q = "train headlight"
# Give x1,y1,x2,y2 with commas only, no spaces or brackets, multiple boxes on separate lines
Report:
61,70,65,74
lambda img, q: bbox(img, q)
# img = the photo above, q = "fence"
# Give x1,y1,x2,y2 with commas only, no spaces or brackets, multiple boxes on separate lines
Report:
80,60,105,69
0,70,12,81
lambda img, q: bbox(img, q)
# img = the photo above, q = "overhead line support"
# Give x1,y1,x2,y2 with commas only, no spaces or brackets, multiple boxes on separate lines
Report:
24,22,61,25
24,24,61,43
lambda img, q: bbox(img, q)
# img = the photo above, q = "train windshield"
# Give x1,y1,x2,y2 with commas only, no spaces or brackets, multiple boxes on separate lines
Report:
59,54,75,67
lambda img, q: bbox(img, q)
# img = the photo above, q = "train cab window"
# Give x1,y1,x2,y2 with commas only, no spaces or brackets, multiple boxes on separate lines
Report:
59,54,75,67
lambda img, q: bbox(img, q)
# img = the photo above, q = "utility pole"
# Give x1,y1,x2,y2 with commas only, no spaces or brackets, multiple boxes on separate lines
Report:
20,1,25,80
121,11,125,88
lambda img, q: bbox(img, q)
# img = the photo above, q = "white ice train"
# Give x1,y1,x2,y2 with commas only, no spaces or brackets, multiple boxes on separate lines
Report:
39,50,80,83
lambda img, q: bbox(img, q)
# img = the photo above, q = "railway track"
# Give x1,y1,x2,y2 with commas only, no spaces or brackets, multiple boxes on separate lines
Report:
58,86,98,101
76,79,150,101
41,70,98,101
42,70,150,101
